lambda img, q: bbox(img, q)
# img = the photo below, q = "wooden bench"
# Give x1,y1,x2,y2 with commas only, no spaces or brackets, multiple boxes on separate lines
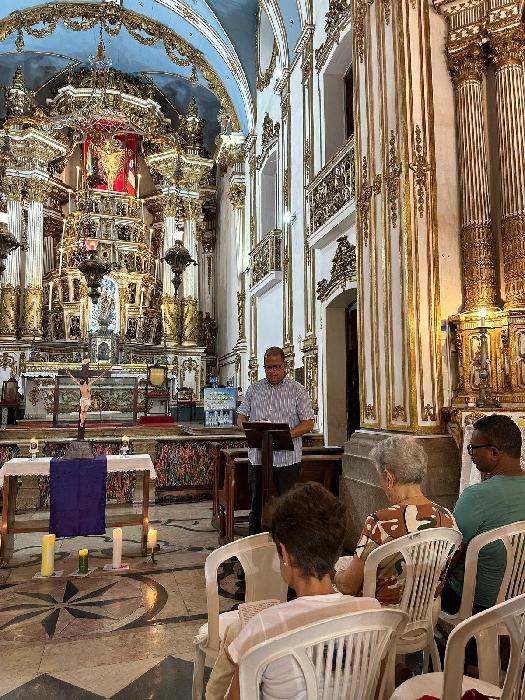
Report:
211,444,343,543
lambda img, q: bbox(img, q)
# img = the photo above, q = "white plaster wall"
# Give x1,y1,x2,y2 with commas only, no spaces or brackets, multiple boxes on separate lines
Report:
256,283,283,369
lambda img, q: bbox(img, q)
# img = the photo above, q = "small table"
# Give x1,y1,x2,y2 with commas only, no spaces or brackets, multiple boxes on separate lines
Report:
0,454,156,562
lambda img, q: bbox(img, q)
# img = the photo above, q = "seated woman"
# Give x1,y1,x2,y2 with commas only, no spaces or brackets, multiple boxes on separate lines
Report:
335,435,456,604
206,482,380,700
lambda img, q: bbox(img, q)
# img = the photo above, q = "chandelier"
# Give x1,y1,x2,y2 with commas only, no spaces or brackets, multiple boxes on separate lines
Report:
164,240,195,296
77,240,110,304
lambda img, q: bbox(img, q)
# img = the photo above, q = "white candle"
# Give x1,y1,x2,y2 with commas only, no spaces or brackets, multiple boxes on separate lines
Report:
48,281,53,311
161,304,165,326
68,190,72,214
139,289,144,315
112,527,123,569
137,173,141,199
141,199,145,222
147,528,157,550
76,165,81,191
479,308,487,328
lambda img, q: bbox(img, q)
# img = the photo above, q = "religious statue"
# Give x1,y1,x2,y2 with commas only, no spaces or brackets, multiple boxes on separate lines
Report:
67,360,106,428
97,286,115,331
202,312,218,354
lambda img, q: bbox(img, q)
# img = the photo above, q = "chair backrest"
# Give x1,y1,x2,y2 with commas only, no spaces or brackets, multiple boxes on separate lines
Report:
362,527,462,636
238,608,407,700
204,533,288,653
442,592,525,700
458,519,525,621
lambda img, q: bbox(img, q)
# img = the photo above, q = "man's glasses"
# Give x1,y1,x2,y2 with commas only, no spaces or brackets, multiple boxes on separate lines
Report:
467,443,498,456
264,363,284,370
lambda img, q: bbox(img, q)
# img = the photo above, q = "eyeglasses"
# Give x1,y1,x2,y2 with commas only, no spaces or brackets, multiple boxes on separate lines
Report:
467,443,498,456
264,363,284,370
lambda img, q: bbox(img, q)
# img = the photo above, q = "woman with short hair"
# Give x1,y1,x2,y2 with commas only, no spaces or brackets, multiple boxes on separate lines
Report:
208,482,380,700
335,435,456,604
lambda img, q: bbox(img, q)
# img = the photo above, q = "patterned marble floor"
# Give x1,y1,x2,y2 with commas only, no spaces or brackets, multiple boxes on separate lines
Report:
0,501,243,698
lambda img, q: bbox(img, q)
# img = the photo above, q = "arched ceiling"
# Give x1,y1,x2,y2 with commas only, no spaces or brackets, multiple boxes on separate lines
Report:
0,0,304,148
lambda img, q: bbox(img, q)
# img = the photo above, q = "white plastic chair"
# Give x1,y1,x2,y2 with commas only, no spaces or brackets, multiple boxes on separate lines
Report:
192,532,287,699
362,527,462,680
439,520,525,684
391,592,525,700
239,608,408,700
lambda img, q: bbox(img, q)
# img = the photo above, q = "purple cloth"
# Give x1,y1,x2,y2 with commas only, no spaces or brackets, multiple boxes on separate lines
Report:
49,456,107,537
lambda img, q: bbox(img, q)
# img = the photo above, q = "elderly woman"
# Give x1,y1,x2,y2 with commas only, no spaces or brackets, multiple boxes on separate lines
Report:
335,435,456,605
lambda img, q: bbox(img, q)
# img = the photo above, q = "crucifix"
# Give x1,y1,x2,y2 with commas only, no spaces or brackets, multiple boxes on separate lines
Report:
66,359,106,439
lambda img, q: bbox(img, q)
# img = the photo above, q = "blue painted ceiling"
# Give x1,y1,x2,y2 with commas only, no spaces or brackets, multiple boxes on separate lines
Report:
0,0,301,144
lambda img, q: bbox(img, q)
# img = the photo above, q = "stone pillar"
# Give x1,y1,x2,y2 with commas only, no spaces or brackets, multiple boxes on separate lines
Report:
197,220,216,317
0,177,22,337
491,28,525,309
449,45,497,312
21,178,48,339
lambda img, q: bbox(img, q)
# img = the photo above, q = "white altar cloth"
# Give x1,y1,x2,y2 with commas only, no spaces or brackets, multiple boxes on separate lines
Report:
0,454,156,488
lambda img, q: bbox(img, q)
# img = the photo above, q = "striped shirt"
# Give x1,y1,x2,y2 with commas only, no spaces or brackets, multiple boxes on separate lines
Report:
238,376,315,467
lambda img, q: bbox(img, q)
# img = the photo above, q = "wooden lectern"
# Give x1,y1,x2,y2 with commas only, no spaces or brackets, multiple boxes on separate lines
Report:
242,422,294,509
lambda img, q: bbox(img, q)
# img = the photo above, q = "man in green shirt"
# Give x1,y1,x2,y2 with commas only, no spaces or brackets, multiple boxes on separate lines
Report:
442,414,525,613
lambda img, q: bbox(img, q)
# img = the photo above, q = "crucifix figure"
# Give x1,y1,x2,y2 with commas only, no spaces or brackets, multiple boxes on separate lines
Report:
66,359,106,438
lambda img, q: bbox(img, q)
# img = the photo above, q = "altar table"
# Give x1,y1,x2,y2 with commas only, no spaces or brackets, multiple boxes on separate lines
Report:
0,454,156,562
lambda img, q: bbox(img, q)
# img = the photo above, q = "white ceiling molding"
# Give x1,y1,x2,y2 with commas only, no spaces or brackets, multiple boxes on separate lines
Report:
259,0,289,68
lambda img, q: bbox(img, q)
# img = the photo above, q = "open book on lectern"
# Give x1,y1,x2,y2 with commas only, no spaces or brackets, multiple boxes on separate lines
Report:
242,422,294,451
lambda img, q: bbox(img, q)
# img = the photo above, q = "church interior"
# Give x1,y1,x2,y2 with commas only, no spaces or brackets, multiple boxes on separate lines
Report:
1,0,525,697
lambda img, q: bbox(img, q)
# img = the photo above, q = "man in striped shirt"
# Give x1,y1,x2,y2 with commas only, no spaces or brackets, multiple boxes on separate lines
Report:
237,346,315,534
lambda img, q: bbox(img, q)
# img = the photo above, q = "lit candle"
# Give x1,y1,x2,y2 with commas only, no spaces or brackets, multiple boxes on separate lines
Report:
137,173,141,199
479,308,487,328
147,528,157,551
48,281,53,311
41,534,56,577
139,289,144,315
76,165,81,192
78,548,89,574
112,528,123,569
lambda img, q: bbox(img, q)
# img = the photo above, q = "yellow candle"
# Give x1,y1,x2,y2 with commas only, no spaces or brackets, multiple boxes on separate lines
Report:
41,534,56,577
147,528,157,550
78,548,89,574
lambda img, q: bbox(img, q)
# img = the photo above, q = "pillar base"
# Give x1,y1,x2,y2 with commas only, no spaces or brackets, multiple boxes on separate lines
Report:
340,429,461,551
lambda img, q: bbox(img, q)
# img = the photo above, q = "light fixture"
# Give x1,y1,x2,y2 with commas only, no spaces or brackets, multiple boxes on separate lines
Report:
163,240,196,296
77,239,110,304
283,210,296,225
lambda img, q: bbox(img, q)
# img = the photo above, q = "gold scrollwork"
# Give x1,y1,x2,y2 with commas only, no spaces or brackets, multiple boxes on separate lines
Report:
250,229,282,287
228,183,246,209
308,139,355,234
385,131,401,229
315,0,352,69
357,156,382,246
409,125,430,218
316,236,356,302
392,405,407,421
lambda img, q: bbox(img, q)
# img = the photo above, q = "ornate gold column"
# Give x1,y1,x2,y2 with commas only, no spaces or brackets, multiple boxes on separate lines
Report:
21,177,49,338
0,176,22,337
161,192,185,343
449,45,497,312
490,28,525,308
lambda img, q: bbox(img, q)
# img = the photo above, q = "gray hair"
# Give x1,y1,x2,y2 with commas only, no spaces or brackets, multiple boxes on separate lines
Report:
369,435,427,485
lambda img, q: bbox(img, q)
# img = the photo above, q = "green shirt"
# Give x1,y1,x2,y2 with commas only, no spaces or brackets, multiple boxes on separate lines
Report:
449,475,525,608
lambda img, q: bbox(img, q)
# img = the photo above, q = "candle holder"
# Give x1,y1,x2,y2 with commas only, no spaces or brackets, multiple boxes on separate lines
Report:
120,436,130,457
476,322,501,408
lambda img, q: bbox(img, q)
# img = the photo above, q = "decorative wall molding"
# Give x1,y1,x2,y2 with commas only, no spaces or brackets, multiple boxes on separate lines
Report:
316,236,356,302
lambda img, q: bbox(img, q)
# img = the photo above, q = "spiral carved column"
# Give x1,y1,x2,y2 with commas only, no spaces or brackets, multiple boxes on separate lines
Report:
450,46,497,312
491,29,525,308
